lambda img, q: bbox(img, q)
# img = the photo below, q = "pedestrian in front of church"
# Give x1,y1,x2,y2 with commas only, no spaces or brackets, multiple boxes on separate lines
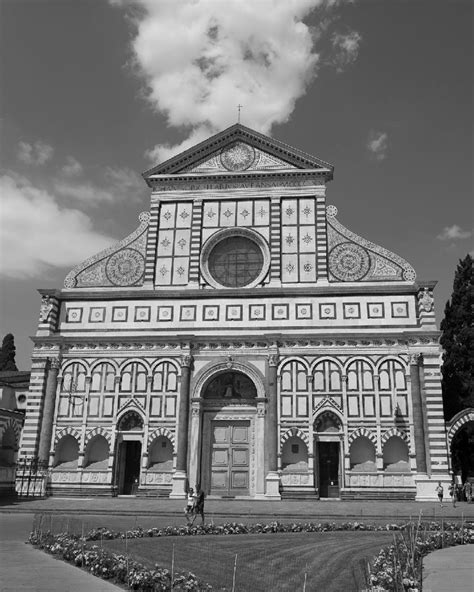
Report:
192,486,205,525
463,480,472,503
435,481,444,507
185,487,195,524
448,482,456,508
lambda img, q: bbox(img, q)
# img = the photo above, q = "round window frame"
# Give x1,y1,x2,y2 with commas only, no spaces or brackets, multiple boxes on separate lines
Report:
201,228,270,289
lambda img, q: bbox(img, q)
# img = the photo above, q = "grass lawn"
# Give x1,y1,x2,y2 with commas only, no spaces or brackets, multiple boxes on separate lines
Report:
103,530,394,591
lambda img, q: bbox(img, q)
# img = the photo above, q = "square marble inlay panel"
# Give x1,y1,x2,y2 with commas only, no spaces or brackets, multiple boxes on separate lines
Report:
319,303,336,320
66,307,83,323
89,307,105,323
343,303,361,319
180,305,196,321
296,303,312,320
249,304,266,321
367,303,385,319
203,305,219,321
391,302,409,318
112,306,128,322
157,306,173,322
135,306,151,322
272,304,289,320
226,305,242,321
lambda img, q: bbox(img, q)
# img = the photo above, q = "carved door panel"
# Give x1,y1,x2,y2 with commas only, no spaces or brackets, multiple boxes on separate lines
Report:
210,421,249,496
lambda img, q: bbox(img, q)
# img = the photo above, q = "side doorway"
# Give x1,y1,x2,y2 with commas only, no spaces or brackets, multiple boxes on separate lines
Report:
116,440,142,495
317,441,340,498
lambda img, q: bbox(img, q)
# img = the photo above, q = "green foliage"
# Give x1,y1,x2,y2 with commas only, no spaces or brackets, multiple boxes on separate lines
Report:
0,333,18,372
440,254,474,420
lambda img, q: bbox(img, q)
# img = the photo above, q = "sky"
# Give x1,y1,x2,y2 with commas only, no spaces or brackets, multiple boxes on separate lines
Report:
0,0,472,370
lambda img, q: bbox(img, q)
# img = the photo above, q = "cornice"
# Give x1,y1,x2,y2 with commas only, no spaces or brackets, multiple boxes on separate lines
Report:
38,281,433,302
31,330,441,353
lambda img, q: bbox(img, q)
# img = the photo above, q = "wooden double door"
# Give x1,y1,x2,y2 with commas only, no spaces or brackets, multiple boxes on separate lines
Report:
209,420,250,496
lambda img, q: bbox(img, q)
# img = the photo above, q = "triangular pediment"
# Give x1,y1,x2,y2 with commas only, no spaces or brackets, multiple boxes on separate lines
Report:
143,124,333,180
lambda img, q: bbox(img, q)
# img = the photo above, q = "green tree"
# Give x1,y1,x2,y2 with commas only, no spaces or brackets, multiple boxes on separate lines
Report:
440,254,474,420
0,333,18,372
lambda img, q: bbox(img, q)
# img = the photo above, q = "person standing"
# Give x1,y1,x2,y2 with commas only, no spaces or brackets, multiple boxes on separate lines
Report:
435,481,444,507
463,480,472,503
192,486,205,525
185,487,195,524
448,482,456,508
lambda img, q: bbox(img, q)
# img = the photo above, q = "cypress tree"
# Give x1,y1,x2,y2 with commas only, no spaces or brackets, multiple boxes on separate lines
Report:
440,254,474,420
0,333,18,372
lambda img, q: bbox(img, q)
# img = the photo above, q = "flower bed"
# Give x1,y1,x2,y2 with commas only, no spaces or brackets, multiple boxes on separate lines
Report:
29,519,473,592
28,530,212,591
364,520,474,592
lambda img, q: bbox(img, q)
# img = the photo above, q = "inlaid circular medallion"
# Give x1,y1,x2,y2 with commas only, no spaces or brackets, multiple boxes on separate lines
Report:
329,242,370,282
220,142,256,171
105,248,145,286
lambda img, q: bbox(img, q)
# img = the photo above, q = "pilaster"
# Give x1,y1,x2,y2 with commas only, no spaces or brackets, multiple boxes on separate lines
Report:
265,352,281,499
38,357,61,463
170,354,193,498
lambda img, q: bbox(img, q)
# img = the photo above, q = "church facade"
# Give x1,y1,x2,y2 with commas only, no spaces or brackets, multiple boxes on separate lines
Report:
20,125,450,500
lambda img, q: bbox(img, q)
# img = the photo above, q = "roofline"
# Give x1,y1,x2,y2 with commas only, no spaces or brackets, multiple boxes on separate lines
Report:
142,123,334,178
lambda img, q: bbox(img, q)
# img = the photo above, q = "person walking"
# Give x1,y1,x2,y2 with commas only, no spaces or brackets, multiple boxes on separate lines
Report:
192,486,205,525
435,481,444,507
448,482,456,508
185,487,195,524
463,480,472,503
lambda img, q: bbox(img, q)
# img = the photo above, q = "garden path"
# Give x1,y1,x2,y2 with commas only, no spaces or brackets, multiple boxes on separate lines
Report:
0,513,121,592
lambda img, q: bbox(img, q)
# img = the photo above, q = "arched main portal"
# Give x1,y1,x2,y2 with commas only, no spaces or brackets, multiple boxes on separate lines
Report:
196,367,261,498
447,410,474,484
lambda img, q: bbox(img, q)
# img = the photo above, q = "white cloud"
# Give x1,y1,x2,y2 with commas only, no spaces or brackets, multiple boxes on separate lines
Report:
111,0,357,163
61,156,83,176
54,166,147,205
17,140,54,165
367,131,388,161
0,173,114,279
54,181,117,204
331,30,362,72
437,225,472,241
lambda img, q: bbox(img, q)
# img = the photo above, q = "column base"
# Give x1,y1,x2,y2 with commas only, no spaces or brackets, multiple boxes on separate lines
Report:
169,470,187,499
265,472,281,500
415,473,451,501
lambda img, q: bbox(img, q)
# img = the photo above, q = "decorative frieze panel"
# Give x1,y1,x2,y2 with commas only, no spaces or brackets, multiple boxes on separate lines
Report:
203,199,270,228
281,198,317,283
64,212,150,289
346,473,415,488
60,295,417,332
326,206,416,283
156,202,192,286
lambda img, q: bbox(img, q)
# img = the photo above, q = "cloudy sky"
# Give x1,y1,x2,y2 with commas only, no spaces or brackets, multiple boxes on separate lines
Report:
0,0,472,369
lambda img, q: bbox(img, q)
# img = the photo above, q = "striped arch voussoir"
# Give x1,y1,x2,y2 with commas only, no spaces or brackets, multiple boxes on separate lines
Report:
381,428,409,446
54,426,81,446
0,419,22,446
447,410,474,447
348,428,377,446
280,427,310,448
84,427,111,447
148,427,176,450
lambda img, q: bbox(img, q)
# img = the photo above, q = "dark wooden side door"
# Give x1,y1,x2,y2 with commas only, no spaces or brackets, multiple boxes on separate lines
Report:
318,442,340,497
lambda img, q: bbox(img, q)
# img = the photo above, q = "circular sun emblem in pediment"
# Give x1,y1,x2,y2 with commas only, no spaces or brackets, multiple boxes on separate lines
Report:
329,242,370,282
220,142,256,171
105,248,145,286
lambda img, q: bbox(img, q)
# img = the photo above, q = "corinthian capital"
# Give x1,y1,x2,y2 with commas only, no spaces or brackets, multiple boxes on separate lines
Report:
408,353,423,365
180,354,194,368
